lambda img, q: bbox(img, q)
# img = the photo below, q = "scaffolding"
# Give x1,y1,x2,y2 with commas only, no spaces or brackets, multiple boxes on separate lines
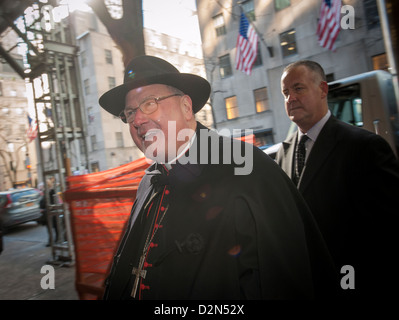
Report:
1,0,89,264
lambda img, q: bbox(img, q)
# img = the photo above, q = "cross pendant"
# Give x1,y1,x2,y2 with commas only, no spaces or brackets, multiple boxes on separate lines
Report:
131,255,147,298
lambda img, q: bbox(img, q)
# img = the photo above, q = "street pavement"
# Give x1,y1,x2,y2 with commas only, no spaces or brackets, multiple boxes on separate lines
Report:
0,222,79,300
0,222,372,316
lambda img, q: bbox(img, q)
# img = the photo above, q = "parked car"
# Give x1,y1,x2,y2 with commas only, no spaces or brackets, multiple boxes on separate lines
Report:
0,188,42,230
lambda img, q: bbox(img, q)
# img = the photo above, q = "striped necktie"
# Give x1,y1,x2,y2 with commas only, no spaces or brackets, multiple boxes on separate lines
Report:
294,135,309,185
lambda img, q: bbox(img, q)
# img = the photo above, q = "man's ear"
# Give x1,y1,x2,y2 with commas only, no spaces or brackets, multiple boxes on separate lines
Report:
181,95,194,120
320,81,328,99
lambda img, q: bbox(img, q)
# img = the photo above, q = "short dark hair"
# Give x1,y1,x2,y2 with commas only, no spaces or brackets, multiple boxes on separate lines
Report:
283,60,327,82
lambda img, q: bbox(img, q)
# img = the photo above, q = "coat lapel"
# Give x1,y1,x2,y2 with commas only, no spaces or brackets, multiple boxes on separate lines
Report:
279,133,297,179
298,117,339,192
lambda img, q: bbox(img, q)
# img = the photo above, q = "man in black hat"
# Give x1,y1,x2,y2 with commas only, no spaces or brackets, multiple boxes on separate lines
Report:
99,55,337,300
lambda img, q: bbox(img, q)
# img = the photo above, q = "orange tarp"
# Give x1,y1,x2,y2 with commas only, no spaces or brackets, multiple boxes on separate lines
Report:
64,157,149,300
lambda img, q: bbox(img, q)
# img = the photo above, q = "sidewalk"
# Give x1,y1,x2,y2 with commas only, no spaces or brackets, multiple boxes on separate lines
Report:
0,223,79,300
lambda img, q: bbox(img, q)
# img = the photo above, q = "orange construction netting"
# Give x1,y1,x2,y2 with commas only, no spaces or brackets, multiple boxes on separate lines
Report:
64,157,149,300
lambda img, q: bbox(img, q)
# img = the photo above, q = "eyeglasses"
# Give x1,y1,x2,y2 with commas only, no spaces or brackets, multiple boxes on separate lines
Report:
119,93,183,123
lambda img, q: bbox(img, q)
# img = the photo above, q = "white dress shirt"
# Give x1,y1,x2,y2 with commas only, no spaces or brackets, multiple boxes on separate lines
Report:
297,110,331,162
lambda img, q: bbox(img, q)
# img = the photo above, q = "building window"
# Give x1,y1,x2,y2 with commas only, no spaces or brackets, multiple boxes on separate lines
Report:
90,135,97,151
115,132,124,148
280,29,297,57
254,87,269,113
372,53,388,71
108,76,116,89
219,54,232,79
253,43,262,67
91,161,99,173
363,0,379,30
80,50,87,67
79,140,85,157
213,14,226,37
84,79,90,95
87,106,94,123
242,0,255,21
225,96,239,120
105,49,113,64
275,0,290,11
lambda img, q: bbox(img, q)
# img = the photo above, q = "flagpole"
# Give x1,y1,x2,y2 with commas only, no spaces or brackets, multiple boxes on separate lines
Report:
237,3,274,57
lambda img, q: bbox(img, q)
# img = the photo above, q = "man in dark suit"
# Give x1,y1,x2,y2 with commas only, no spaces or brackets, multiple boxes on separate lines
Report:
276,60,399,299
98,55,337,300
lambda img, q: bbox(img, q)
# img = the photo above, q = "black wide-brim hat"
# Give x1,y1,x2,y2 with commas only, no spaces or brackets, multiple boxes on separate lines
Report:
99,55,211,116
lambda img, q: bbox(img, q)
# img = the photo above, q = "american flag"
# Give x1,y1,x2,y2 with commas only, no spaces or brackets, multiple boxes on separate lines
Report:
235,13,258,75
27,115,38,142
317,0,342,51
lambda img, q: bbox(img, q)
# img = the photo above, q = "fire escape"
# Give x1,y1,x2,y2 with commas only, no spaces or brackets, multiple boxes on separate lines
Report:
0,0,89,264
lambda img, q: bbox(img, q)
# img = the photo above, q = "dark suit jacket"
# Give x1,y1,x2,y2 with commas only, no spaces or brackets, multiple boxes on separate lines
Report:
104,122,337,300
276,116,399,299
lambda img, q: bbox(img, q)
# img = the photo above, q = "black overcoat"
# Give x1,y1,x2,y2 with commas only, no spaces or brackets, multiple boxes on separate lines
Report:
104,123,336,300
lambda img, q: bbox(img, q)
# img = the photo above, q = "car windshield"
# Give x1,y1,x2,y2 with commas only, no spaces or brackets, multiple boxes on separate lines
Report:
328,84,363,127
10,190,40,203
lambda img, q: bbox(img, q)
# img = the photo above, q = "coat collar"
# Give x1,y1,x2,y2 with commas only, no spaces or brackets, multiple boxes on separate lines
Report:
277,116,340,190
280,133,297,179
146,122,209,185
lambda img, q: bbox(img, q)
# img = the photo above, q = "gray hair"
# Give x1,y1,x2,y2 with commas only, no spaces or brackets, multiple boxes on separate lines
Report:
283,60,327,82
166,85,185,96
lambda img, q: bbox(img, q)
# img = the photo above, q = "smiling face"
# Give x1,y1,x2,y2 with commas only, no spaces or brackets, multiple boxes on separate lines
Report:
281,65,329,132
125,84,197,162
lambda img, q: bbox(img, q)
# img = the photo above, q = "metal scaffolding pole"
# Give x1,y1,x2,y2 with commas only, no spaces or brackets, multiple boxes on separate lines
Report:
6,0,91,265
